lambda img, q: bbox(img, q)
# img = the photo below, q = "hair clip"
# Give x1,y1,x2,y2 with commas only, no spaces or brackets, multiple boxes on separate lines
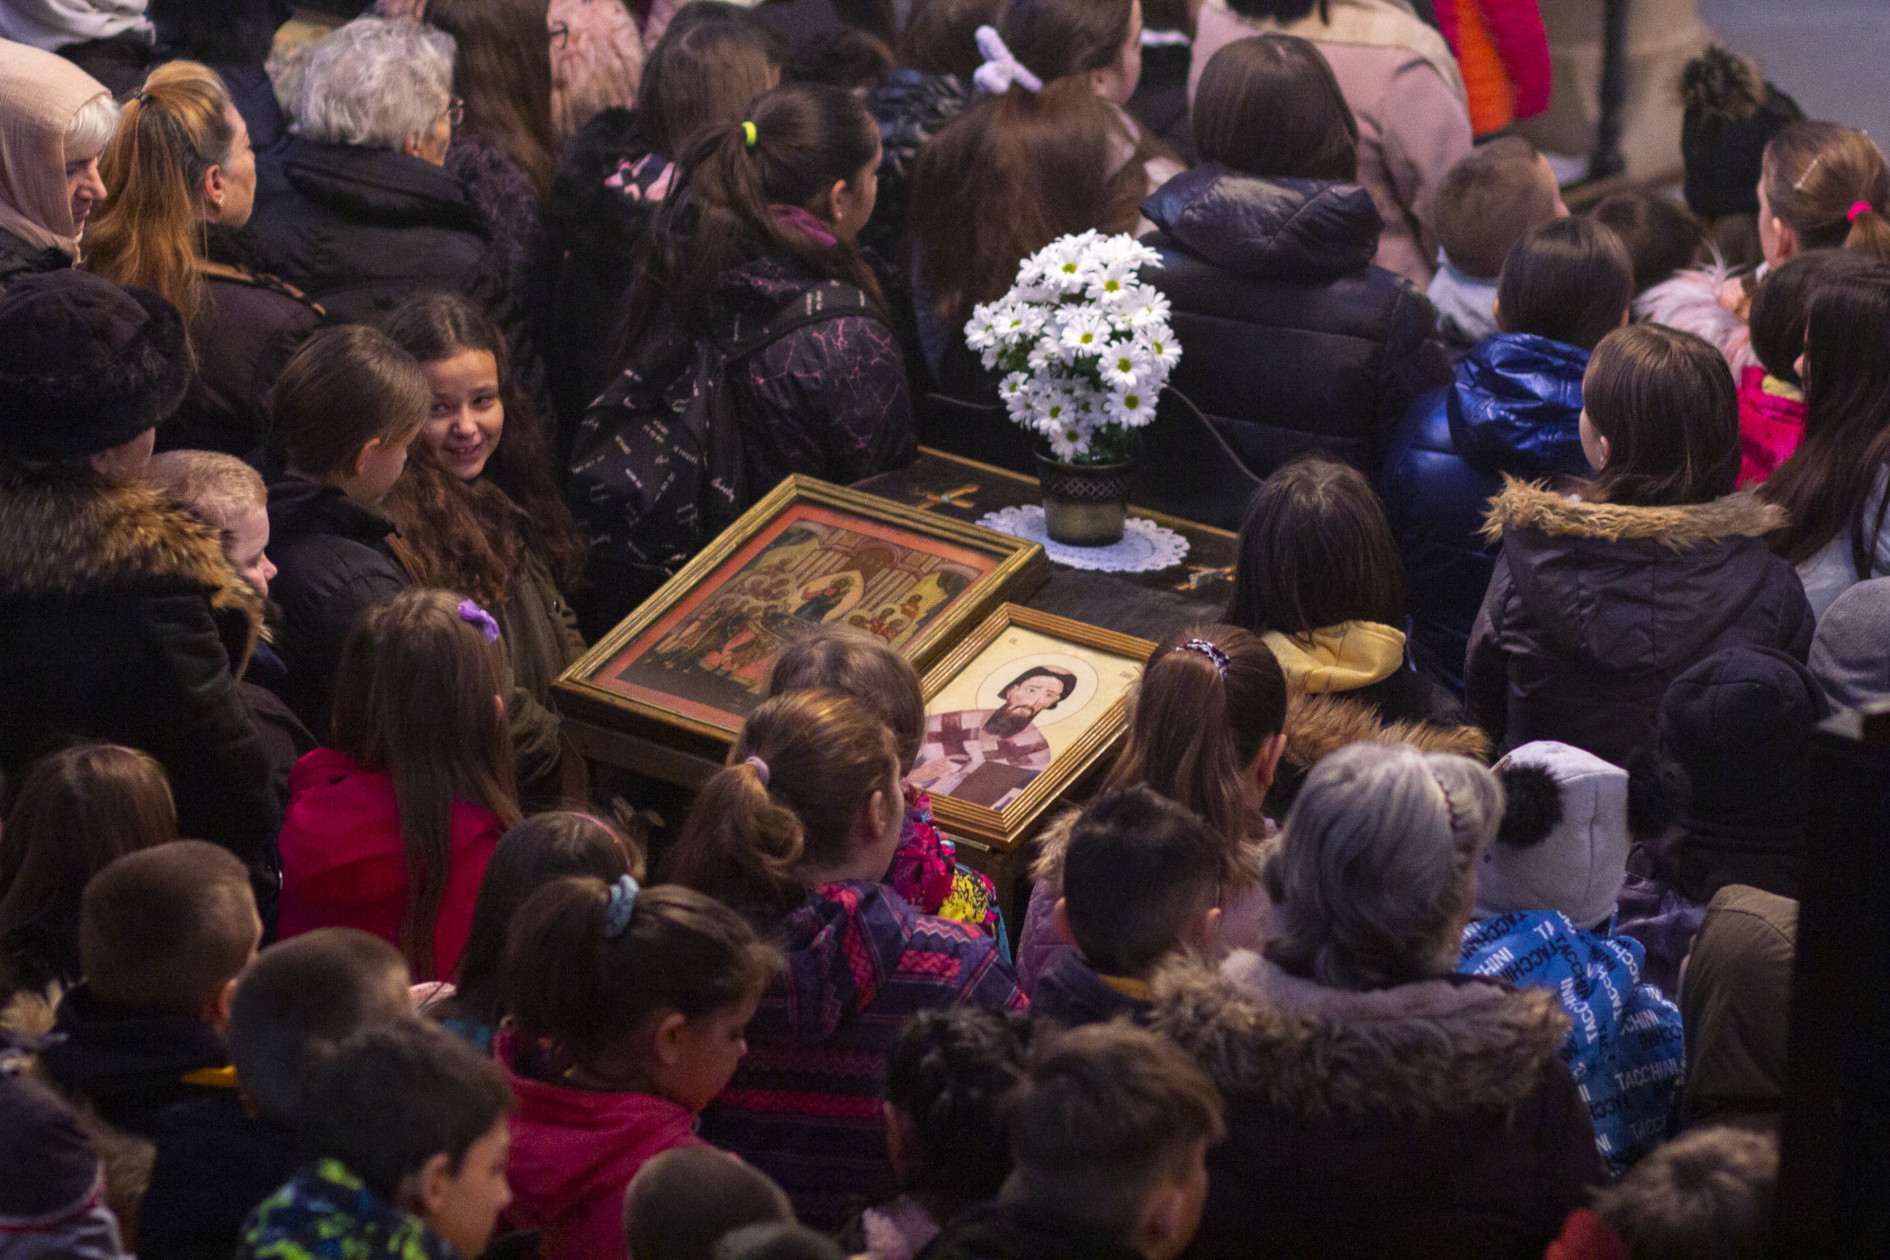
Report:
1793,153,1825,193
1851,200,1875,223
972,26,1042,95
457,599,500,644
1178,638,1230,678
742,120,758,149
743,755,771,786
602,874,639,939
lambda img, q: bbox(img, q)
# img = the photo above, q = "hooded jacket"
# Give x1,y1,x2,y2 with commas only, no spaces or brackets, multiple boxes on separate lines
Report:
1029,952,1153,1029
1382,333,1591,690
261,471,409,740
139,1089,303,1260
495,1029,705,1260
1152,952,1604,1260
1679,884,1795,1130
38,984,231,1141
277,748,504,983
1735,366,1805,489
159,259,321,458
1465,479,1815,765
236,1158,457,1260
700,880,1024,1232
0,224,69,293
0,467,280,866
1141,164,1448,478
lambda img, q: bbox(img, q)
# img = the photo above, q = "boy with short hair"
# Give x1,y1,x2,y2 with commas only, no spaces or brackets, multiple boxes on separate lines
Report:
40,841,263,1139
623,1147,795,1260
1547,1125,1778,1260
1035,788,1225,1028
1428,136,1569,347
139,929,414,1260
239,1019,514,1260
923,1022,1225,1260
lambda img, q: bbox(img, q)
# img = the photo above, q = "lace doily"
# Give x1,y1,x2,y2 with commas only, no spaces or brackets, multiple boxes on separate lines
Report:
979,505,1190,573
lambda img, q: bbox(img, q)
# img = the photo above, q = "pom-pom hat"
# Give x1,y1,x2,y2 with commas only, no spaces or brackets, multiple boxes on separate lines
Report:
1478,740,1630,931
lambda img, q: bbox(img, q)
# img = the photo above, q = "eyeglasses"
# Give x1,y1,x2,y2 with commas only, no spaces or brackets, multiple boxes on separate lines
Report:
444,95,464,127
549,20,569,48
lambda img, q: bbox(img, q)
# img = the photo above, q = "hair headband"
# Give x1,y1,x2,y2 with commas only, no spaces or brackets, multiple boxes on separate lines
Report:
1852,200,1876,223
1178,638,1229,678
457,599,500,644
602,874,639,939
744,755,770,786
973,26,1042,95
742,120,758,149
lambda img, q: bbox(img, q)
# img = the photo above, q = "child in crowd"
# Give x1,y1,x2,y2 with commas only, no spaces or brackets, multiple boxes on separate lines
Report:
849,1008,1036,1260
237,1019,515,1260
623,1147,795,1260
426,811,639,1052
139,929,414,1260
1677,45,1803,269
1810,577,1890,711
1,1052,132,1260
1019,625,1284,994
495,875,777,1260
1469,324,1813,765
1547,1126,1778,1260
1678,885,1797,1132
1460,741,1687,1173
277,589,520,982
665,690,1025,1230
1737,250,1872,487
1426,136,1568,347
1385,216,1635,692
922,1022,1223,1260
1591,191,1704,296
41,842,260,1141
767,626,998,936
716,1223,845,1260
262,325,428,738
0,744,176,998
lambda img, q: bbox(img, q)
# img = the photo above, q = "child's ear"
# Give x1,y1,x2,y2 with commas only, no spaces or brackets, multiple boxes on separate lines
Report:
1130,1178,1190,1260
405,1151,457,1223
824,178,847,225
883,1101,918,1182
1251,732,1288,795
201,974,241,1034
351,436,384,479
1190,905,1223,953
651,1011,690,1068
1051,897,1077,947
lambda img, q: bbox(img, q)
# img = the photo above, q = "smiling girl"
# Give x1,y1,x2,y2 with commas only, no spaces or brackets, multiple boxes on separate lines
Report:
382,292,587,806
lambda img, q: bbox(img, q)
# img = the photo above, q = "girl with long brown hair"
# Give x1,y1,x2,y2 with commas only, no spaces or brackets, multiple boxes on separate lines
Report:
278,588,521,981
83,61,320,455
381,292,585,807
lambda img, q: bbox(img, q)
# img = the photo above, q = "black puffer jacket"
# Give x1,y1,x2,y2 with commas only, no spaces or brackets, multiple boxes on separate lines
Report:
1466,479,1816,765
262,471,409,740
0,466,280,867
1141,164,1448,477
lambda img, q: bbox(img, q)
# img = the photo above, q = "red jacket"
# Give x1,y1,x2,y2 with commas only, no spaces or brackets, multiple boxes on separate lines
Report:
277,747,502,981
496,1029,706,1260
1434,0,1552,120
1737,365,1808,488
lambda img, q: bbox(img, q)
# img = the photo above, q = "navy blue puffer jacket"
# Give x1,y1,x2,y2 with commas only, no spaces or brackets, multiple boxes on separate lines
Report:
1380,332,1591,692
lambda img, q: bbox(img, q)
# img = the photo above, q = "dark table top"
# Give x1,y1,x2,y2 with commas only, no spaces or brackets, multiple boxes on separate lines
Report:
855,448,1238,642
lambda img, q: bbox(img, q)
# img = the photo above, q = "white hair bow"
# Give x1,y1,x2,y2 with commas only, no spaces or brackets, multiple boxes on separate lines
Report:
973,25,1043,95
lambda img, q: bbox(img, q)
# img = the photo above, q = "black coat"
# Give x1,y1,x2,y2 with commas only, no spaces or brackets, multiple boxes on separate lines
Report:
0,467,281,867
139,1090,302,1260
1466,480,1816,765
0,226,71,294
39,984,230,1141
1030,951,1153,1029
262,471,409,741
1141,165,1449,478
160,266,321,456
919,1203,1145,1260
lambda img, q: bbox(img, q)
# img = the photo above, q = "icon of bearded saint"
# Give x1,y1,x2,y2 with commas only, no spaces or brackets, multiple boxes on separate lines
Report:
910,667,1077,806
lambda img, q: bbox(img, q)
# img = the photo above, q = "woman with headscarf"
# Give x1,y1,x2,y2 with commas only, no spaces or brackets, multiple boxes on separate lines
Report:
0,39,117,290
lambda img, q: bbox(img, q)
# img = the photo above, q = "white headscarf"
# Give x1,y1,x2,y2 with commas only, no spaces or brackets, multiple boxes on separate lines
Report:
0,39,112,256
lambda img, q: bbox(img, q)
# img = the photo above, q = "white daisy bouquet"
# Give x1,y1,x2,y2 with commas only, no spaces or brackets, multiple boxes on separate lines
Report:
964,230,1179,464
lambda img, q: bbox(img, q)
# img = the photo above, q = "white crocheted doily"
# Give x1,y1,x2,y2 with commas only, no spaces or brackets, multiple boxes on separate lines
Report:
978,505,1190,573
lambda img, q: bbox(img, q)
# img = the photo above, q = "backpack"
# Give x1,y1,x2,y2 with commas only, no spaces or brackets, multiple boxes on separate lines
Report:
567,281,880,627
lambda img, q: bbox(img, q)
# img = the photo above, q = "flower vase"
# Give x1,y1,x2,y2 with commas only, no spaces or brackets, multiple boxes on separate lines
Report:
1037,451,1134,546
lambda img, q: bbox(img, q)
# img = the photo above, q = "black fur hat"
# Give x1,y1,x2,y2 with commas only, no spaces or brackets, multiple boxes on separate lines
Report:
0,270,191,461
1680,45,1805,220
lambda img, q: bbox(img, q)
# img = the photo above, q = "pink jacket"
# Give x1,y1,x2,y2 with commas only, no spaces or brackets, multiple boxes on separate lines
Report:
1432,0,1551,117
1737,365,1807,488
497,1029,707,1260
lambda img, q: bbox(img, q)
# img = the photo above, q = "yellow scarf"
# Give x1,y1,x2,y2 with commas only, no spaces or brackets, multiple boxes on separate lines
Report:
1263,621,1407,693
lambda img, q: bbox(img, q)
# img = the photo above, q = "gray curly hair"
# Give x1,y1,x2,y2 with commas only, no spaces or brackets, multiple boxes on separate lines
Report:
294,16,456,151
1263,742,1503,991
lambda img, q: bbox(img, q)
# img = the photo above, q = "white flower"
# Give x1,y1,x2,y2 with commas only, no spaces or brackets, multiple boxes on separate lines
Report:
997,370,1031,414
1085,257,1145,307
1099,341,1153,390
1126,290,1173,329
1059,310,1110,357
1046,424,1092,461
964,302,1002,352
1139,328,1181,371
1107,383,1157,428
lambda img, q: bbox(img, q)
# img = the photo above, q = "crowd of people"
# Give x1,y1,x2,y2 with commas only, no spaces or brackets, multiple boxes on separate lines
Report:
0,0,1883,1256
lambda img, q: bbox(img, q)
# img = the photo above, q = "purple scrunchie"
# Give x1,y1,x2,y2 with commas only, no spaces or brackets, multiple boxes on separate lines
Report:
458,599,501,644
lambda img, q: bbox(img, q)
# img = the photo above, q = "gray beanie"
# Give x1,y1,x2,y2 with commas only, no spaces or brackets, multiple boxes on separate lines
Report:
1809,577,1890,711
1476,741,1629,931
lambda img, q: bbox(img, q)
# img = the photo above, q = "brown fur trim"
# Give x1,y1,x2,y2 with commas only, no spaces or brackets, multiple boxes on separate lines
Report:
1283,690,1492,773
1149,955,1570,1120
0,471,261,664
1027,809,1080,886
1479,477,1786,550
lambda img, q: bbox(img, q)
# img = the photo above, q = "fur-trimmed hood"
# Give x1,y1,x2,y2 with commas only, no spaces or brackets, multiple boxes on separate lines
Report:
1150,951,1569,1121
1282,689,1491,775
0,469,262,668
1480,476,1785,549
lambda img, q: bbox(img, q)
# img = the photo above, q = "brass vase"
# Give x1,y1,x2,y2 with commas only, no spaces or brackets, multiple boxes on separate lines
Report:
1036,451,1134,546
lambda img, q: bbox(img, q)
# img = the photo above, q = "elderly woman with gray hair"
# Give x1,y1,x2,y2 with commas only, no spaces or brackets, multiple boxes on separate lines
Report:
1151,742,1605,1260
249,15,520,334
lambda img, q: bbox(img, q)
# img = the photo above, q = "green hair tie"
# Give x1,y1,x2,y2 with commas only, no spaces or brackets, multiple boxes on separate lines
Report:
742,120,758,148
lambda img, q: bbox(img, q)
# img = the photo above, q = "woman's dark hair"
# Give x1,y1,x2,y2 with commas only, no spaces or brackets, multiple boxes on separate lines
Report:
380,292,584,599
502,877,777,1080
1192,34,1357,181
1763,121,1890,260
270,325,430,477
426,0,559,196
1104,625,1287,864
619,82,883,354
1582,324,1741,508
1496,217,1635,351
638,2,781,159
766,625,926,772
996,0,1134,81
898,0,1002,78
444,812,636,1030
1590,191,1704,294
1226,457,1407,635
885,1008,1036,1203
1747,249,1873,384
1760,265,1890,564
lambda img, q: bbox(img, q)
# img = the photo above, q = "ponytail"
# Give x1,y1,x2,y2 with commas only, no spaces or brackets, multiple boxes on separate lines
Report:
1846,200,1890,261
1763,121,1890,260
665,690,901,922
